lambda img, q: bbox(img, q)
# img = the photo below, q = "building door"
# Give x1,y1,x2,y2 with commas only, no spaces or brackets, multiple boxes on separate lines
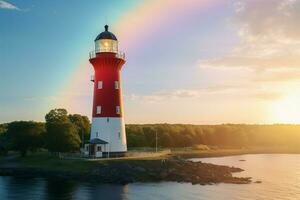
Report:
89,144,96,156
96,145,103,158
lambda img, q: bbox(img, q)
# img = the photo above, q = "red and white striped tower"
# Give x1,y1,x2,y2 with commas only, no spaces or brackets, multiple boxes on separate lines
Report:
89,25,127,157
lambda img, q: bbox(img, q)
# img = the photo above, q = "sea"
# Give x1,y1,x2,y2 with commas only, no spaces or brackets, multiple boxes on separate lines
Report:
0,154,299,200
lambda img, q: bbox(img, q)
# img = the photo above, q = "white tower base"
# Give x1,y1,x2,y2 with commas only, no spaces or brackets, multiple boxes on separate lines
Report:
90,117,127,154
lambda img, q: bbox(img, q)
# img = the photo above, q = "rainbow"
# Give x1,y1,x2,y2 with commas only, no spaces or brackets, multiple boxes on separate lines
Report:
55,0,225,116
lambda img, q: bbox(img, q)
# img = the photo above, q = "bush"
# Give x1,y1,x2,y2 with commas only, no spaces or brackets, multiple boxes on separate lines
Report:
6,121,45,156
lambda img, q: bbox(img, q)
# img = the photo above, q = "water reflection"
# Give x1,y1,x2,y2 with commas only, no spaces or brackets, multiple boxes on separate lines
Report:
80,184,129,200
0,177,45,200
45,178,129,200
45,179,77,200
1,155,300,200
0,177,129,200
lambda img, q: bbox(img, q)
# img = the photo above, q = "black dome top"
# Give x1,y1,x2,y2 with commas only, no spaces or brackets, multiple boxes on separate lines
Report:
94,25,117,41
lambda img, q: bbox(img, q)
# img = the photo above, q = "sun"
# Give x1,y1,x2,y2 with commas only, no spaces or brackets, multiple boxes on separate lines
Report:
270,94,300,124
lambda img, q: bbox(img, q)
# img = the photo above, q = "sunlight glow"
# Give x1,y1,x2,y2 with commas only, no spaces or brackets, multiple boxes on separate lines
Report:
271,94,300,124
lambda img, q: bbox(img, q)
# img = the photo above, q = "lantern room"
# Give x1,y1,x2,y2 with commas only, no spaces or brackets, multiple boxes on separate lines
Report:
94,25,118,53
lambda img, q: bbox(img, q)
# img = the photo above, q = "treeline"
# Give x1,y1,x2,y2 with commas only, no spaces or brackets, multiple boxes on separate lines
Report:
2,108,300,156
126,124,300,148
0,109,90,156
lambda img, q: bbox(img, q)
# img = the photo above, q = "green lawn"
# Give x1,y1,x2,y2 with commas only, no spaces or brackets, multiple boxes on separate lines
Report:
9,146,300,174
17,151,167,173
18,152,99,173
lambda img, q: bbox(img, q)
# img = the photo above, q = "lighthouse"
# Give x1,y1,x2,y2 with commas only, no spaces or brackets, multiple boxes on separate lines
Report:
85,25,127,158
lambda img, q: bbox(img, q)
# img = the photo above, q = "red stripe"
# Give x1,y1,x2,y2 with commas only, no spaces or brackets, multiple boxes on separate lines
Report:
90,53,125,117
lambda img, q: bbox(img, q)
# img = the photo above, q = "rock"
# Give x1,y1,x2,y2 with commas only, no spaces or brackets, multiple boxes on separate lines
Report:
134,166,146,172
0,158,252,186
254,180,262,183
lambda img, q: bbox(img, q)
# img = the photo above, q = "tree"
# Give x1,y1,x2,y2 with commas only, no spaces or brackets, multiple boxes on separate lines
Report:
43,122,80,153
6,121,44,156
44,109,81,153
0,123,9,155
68,114,90,145
142,127,156,147
45,108,69,124
0,124,7,135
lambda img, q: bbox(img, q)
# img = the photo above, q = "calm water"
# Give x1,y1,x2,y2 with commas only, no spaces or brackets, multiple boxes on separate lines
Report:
0,154,300,200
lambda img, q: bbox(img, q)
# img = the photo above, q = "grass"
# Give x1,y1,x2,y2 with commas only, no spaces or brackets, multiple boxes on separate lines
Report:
13,148,250,173
16,151,169,173
18,152,98,173
6,146,300,174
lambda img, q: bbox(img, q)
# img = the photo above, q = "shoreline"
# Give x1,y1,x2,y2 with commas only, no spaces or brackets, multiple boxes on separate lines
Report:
0,148,298,185
170,147,300,159
0,157,251,185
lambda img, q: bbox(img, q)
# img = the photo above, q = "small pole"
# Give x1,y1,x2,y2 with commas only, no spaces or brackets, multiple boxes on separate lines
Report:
108,144,110,158
82,131,84,148
155,130,158,153
108,132,110,158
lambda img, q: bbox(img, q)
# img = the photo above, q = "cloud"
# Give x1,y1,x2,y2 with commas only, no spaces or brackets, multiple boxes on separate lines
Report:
253,69,300,82
125,89,212,103
252,92,283,100
0,0,19,10
125,83,283,103
23,93,92,102
125,86,238,103
200,0,300,70
23,96,59,102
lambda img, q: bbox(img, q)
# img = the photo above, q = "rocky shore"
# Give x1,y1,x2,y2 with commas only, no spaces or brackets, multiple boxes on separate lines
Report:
0,158,251,185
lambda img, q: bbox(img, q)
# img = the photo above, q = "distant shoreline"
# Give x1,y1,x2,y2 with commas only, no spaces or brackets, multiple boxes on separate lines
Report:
170,147,300,159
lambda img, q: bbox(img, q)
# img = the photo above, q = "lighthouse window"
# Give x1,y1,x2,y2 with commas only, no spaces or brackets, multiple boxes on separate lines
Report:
114,81,119,89
96,132,99,137
118,132,121,139
97,146,102,151
98,81,103,89
116,106,120,114
96,39,118,53
96,106,101,114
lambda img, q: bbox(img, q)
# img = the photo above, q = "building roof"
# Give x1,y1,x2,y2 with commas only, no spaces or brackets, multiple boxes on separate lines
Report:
90,138,108,144
95,25,117,41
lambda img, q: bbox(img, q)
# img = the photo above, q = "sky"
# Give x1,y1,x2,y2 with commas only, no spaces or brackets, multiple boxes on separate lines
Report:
1,0,300,124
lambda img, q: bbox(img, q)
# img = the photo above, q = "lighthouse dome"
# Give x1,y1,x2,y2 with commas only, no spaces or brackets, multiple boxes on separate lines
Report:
95,25,117,41
94,25,118,53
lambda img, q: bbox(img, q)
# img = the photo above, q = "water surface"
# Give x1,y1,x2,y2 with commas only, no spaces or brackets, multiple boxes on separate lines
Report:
0,154,299,199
